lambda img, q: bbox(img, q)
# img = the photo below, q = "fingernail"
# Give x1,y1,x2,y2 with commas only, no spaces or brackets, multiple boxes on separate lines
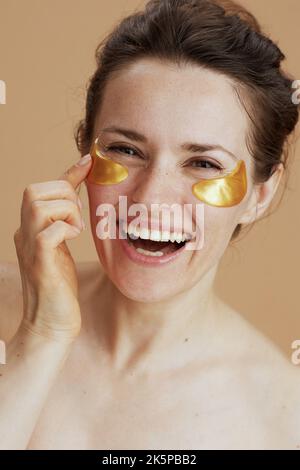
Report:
76,154,91,166
82,218,86,230
77,196,83,210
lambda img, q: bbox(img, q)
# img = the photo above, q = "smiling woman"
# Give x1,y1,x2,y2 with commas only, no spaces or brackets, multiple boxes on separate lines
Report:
76,0,299,244
0,0,300,451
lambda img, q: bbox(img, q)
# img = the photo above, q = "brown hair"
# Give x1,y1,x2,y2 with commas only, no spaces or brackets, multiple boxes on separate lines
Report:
75,0,299,241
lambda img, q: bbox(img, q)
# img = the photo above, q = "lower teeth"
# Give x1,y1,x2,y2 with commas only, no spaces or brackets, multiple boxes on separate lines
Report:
121,225,184,257
135,247,164,257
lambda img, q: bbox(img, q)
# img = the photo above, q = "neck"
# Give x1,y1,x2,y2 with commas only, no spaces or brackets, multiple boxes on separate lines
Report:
89,263,222,376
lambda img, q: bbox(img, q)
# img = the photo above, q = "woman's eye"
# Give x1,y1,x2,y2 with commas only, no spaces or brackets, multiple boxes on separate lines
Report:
189,159,222,170
108,145,141,158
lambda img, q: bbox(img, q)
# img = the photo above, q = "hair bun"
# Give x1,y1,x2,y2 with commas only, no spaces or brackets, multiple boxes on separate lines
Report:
212,0,261,33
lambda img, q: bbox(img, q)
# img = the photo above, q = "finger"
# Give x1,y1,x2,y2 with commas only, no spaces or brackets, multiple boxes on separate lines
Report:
23,199,84,238
35,220,81,251
59,153,92,190
21,181,83,234
22,180,80,206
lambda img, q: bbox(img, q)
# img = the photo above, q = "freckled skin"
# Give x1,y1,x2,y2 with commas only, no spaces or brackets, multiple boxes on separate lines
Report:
1,59,298,449
86,59,256,303
1,260,300,450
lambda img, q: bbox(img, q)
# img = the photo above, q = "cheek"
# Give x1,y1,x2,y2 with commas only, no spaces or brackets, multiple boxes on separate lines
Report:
201,205,241,256
199,174,254,250
86,180,133,225
86,180,131,205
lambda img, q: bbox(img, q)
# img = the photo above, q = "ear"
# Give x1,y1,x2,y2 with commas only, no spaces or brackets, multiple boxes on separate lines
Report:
238,162,284,225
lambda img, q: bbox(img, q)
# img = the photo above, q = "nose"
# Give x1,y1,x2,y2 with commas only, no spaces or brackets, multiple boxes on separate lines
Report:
131,165,182,208
128,164,198,236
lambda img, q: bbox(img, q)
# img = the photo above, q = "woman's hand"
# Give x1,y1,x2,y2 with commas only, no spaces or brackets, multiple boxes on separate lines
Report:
13,154,92,342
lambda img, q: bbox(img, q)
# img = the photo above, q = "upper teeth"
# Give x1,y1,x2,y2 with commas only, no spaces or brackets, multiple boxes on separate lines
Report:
121,223,192,243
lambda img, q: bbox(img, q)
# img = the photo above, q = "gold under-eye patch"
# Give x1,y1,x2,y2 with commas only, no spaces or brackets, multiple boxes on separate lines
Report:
192,159,247,207
87,136,247,208
87,137,129,185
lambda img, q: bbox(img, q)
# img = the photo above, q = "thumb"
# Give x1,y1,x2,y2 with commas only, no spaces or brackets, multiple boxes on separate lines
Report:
59,153,92,189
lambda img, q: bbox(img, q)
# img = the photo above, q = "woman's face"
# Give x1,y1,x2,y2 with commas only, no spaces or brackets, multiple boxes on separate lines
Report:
86,59,255,302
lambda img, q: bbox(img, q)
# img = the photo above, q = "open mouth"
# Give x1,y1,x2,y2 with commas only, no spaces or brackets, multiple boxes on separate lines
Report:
118,221,191,258
126,234,186,257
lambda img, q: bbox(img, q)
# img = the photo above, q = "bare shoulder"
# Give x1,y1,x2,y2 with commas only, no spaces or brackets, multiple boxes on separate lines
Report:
0,261,23,342
218,298,300,448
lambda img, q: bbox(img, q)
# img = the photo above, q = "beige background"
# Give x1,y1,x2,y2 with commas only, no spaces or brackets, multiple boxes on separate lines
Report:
0,0,299,357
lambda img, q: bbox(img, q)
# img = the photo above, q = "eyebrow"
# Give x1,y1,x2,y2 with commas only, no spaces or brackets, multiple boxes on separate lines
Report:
100,125,238,161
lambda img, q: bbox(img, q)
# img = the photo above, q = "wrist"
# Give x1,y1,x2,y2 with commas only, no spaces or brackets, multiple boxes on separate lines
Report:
5,323,74,371
13,321,76,356
20,317,80,345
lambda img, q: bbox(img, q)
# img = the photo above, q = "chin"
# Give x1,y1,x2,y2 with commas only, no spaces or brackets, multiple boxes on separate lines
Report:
108,268,186,303
93,232,191,302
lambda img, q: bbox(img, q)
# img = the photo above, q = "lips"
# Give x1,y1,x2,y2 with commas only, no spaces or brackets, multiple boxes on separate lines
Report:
118,231,188,266
116,220,190,266
127,232,185,254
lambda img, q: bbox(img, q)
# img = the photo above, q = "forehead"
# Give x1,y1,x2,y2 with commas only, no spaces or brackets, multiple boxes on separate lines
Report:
96,59,250,160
